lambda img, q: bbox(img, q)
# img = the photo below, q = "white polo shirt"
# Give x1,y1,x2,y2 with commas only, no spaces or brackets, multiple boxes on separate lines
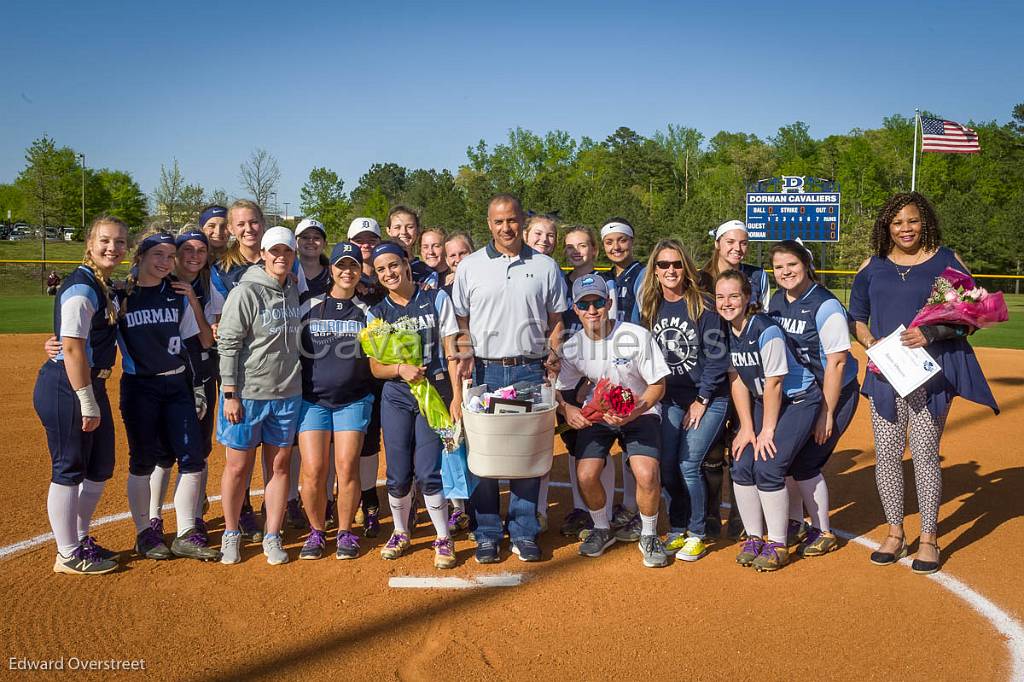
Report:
451,242,568,359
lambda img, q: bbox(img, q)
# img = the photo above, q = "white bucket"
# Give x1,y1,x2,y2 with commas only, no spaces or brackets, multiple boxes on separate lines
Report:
461,382,556,479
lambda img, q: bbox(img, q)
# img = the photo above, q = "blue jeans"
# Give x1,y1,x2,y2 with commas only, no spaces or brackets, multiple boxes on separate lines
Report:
661,396,729,537
468,358,545,543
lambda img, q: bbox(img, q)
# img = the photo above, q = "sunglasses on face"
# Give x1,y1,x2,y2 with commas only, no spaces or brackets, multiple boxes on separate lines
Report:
574,298,608,311
656,260,684,270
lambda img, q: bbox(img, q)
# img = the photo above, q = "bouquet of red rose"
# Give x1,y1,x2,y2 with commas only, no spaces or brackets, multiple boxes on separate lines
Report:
867,267,1008,375
580,377,636,423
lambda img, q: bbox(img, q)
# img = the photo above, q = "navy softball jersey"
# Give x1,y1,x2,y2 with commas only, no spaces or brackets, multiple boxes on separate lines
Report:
367,288,459,379
410,257,440,289
34,266,119,485
52,266,119,370
300,295,373,407
603,260,645,323
115,281,201,377
768,284,859,388
728,313,815,399
633,295,730,405
299,265,332,315
740,263,771,311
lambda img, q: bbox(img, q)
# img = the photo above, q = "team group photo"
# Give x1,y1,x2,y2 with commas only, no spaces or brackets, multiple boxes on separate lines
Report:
2,2,1023,680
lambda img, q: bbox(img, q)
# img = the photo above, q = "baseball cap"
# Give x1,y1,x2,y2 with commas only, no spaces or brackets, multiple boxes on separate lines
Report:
330,241,363,266
710,219,748,241
600,221,634,239
261,226,297,251
571,274,610,303
295,218,326,238
348,217,381,239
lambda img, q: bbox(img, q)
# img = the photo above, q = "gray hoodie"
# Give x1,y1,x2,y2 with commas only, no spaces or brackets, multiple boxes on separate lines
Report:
217,265,302,400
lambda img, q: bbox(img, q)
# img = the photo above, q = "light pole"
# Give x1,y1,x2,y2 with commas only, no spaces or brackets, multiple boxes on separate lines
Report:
284,202,290,221
78,153,86,235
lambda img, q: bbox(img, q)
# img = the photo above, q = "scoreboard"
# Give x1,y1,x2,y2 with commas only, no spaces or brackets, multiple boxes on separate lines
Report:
745,176,841,242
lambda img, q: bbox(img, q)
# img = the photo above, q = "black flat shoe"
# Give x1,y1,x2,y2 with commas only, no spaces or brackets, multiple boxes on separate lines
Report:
911,541,941,574
870,534,907,566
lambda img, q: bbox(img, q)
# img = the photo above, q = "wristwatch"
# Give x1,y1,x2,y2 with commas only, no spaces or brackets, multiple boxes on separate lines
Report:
695,395,711,406
223,391,237,400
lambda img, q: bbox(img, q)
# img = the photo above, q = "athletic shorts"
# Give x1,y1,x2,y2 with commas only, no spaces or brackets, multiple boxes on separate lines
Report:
575,413,661,461
297,394,374,434
217,395,302,450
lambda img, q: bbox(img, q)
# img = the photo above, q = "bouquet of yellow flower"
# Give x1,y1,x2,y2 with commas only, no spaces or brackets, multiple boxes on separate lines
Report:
358,317,457,448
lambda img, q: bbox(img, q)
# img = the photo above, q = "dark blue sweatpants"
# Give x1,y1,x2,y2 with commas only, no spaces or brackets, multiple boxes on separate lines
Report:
380,378,452,498
34,362,116,486
120,373,205,477
731,388,821,492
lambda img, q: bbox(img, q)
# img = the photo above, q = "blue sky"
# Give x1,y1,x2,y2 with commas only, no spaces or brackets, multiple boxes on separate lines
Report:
2,0,1020,211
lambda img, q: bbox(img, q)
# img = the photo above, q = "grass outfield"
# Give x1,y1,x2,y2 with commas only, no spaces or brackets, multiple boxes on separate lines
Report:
2,292,1023,348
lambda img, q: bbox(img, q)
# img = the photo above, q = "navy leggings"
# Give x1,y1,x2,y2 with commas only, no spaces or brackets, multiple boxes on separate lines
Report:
120,373,205,477
788,381,860,481
380,377,452,498
730,388,821,492
34,362,116,486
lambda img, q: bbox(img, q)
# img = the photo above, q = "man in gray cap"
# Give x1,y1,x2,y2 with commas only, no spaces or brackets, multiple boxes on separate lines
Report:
451,193,567,564
556,274,670,568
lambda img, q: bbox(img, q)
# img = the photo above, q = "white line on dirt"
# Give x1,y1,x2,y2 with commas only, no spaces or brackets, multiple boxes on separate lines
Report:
1,482,1021,680
389,574,524,590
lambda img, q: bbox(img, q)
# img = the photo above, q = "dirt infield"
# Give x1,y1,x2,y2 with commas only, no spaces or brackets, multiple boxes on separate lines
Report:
1,334,1022,681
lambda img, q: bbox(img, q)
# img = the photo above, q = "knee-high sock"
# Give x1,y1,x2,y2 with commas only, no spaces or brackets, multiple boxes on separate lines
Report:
425,492,450,539
289,446,301,501
326,452,337,502
194,464,209,520
76,479,105,540
388,491,413,534
731,483,764,538
758,488,790,545
174,472,203,537
621,456,637,511
797,474,830,533
568,456,586,510
601,459,615,519
537,474,550,518
48,483,80,557
785,476,805,522
149,465,172,520
360,453,379,491
127,474,152,533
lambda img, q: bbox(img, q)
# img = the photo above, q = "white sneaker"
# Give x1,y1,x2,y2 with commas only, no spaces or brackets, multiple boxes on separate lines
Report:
262,533,289,565
220,532,241,565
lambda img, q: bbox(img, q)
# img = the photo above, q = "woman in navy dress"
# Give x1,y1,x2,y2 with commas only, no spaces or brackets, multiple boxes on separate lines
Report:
849,192,997,574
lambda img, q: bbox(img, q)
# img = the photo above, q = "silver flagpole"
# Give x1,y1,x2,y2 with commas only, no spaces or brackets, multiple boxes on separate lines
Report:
911,108,920,191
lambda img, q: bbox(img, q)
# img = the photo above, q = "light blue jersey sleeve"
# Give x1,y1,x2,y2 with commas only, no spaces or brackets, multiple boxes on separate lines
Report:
758,326,788,377
815,299,851,354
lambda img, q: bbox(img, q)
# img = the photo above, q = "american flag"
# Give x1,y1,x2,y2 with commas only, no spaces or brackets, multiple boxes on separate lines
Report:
921,116,981,154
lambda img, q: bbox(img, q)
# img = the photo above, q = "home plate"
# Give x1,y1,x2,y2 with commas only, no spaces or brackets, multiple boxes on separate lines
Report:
389,573,525,590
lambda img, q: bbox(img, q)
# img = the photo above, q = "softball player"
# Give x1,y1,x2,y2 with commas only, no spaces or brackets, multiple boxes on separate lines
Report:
348,218,385,537
34,216,127,575
768,240,860,557
386,205,438,288
199,204,230,258
217,226,304,566
597,218,641,538
147,227,221,546
116,231,220,562
702,220,770,309
297,242,375,559
716,270,820,572
558,226,621,540
367,241,462,569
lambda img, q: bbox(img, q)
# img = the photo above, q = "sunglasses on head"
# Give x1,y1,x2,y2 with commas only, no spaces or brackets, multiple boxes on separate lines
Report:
574,297,608,311
656,260,684,270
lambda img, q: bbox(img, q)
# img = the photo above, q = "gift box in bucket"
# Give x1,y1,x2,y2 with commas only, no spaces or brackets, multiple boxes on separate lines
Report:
460,381,556,479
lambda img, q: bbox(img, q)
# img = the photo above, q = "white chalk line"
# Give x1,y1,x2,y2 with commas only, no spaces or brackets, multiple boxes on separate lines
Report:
2,481,1021,680
389,574,524,590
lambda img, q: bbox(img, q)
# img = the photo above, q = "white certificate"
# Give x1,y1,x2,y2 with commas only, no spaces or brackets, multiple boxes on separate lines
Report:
865,325,943,398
